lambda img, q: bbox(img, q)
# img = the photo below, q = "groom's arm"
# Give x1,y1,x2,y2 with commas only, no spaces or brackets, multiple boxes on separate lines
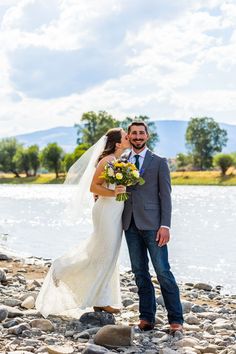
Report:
158,157,172,227
156,158,172,246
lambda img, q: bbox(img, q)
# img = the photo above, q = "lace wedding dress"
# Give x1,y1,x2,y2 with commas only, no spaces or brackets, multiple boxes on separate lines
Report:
35,193,124,318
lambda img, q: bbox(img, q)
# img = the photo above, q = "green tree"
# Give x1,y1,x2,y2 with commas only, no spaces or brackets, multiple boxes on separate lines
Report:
13,147,31,176
75,111,119,145
0,138,22,177
231,152,236,167
63,153,75,172
214,153,234,175
63,143,91,172
28,145,40,176
176,153,192,170
41,143,64,178
186,117,228,170
120,115,159,150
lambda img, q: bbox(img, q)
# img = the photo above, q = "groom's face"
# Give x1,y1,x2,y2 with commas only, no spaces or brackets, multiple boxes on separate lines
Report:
128,125,149,151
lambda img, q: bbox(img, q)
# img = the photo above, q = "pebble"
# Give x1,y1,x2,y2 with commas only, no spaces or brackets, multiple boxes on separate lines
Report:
21,295,35,309
0,268,7,282
0,307,8,321
47,345,74,354
194,283,213,291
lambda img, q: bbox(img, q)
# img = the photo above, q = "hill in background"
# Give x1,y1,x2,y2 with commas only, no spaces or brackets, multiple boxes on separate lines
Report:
13,120,236,158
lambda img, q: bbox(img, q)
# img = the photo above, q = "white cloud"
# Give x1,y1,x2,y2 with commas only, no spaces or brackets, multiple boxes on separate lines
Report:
0,0,236,139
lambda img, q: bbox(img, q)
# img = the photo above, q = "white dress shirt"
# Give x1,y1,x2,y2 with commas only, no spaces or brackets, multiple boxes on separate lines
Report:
130,147,148,170
129,147,170,230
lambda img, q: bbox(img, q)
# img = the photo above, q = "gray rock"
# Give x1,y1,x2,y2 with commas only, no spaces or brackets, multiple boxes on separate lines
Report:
157,295,165,307
122,298,134,307
181,300,194,313
159,349,177,354
30,319,54,332
0,307,8,322
0,305,24,317
129,286,138,293
79,311,115,327
2,318,23,328
0,253,11,261
8,322,31,335
198,312,220,321
175,337,199,347
194,283,213,291
66,319,83,332
4,298,22,307
94,325,133,348
0,268,7,282
82,343,111,354
21,329,33,337
184,314,200,325
74,330,90,340
191,304,206,313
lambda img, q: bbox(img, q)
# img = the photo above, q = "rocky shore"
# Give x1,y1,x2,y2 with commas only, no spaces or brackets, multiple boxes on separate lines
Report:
0,253,235,354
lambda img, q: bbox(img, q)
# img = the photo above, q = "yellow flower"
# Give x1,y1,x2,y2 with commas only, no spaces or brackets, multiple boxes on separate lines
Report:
116,173,123,180
132,170,140,178
114,162,125,168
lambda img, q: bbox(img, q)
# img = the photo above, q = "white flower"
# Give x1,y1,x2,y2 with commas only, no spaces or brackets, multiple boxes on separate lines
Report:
107,167,115,177
132,170,140,178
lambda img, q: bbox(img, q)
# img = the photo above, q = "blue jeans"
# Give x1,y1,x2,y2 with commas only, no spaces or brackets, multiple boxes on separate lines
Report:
125,217,183,324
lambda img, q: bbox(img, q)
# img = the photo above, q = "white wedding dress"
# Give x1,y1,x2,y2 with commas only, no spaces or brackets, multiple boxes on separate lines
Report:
35,193,124,318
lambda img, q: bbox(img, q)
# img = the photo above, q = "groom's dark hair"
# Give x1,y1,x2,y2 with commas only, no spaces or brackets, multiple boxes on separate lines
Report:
127,121,149,134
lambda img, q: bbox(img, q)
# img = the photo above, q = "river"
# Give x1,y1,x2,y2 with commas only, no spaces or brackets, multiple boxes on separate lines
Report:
0,185,235,294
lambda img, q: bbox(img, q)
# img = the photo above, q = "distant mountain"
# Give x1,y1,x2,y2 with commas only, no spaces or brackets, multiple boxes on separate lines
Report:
13,120,236,157
14,126,78,152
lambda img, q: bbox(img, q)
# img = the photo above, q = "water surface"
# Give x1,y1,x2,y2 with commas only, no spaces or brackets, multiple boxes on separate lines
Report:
0,185,235,293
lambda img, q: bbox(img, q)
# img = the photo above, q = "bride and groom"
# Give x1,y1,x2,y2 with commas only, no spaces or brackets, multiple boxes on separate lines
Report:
36,121,183,332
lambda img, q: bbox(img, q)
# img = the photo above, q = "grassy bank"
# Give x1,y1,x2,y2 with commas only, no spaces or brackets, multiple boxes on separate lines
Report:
1,171,236,185
0,173,65,184
171,170,236,186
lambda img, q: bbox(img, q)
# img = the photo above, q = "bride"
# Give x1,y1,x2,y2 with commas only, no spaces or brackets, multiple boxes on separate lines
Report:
35,128,130,318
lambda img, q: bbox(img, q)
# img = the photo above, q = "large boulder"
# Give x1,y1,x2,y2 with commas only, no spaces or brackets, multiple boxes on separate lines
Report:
94,324,133,348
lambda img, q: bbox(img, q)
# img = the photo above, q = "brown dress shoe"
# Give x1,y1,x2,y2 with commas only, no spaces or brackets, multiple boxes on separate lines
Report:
93,306,120,314
138,320,155,331
169,323,183,333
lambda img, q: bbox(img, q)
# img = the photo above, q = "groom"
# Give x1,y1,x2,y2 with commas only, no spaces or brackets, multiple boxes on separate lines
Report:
123,121,183,332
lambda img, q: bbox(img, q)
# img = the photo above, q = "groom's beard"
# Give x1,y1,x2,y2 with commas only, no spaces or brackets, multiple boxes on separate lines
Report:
130,141,146,150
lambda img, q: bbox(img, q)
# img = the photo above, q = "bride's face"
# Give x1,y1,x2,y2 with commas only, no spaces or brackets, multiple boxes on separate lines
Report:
120,130,131,150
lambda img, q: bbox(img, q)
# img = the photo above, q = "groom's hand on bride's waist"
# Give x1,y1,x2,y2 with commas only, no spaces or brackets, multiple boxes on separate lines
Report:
156,227,170,247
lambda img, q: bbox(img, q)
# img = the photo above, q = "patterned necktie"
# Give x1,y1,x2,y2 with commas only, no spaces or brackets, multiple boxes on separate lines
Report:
134,154,140,170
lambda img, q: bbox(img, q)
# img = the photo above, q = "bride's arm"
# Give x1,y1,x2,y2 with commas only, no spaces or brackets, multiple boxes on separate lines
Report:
90,157,125,197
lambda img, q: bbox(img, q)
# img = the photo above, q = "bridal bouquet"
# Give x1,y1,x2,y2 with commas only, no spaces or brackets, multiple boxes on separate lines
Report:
100,159,145,201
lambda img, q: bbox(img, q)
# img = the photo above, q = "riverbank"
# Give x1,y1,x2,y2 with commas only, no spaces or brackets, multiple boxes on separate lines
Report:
0,254,235,354
1,171,236,185
171,170,236,186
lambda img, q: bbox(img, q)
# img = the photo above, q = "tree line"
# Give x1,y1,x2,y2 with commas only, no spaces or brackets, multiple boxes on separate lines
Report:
0,112,235,178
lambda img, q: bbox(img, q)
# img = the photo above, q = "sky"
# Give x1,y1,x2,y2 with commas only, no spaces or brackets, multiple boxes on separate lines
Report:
0,0,236,138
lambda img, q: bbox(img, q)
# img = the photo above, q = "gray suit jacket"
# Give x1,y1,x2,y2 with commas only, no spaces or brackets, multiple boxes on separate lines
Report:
122,149,172,231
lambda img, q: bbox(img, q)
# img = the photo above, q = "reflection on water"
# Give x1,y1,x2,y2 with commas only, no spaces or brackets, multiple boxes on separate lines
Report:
0,185,236,294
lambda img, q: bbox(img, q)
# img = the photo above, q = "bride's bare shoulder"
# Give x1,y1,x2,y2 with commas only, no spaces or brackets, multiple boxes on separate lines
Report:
97,155,115,167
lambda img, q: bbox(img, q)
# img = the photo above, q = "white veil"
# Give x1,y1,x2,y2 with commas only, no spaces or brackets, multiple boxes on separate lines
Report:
63,135,107,223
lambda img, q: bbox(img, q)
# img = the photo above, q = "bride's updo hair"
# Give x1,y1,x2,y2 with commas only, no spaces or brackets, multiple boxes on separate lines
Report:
98,128,122,162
